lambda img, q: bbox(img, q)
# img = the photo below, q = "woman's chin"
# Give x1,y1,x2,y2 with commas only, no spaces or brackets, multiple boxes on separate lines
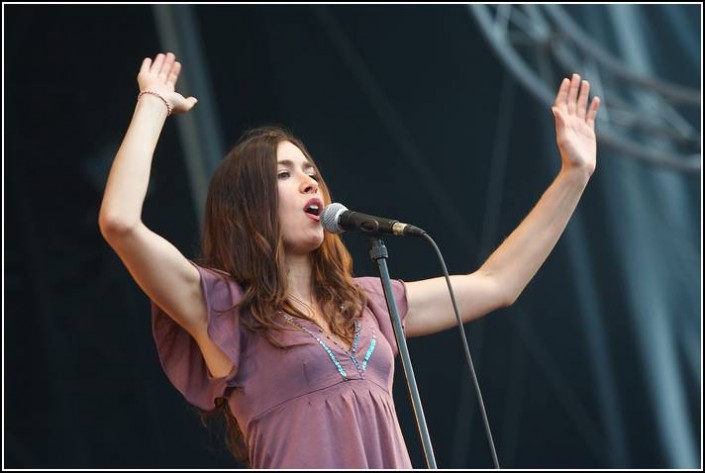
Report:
286,235,325,255
306,236,325,253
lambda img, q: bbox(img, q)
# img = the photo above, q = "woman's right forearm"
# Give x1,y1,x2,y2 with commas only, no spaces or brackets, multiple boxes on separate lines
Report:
99,95,170,234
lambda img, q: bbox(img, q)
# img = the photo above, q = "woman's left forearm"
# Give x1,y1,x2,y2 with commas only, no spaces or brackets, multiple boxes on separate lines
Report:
478,166,591,305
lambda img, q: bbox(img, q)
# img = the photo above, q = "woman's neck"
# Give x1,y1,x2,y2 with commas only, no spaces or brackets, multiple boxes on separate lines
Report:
285,253,314,299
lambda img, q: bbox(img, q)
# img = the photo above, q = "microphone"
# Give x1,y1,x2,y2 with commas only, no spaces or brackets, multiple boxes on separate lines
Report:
321,203,426,238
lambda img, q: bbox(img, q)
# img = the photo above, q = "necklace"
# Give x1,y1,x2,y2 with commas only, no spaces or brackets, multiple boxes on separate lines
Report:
288,292,316,319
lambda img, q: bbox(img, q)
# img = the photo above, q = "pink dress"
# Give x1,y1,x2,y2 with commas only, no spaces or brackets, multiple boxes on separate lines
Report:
152,263,412,468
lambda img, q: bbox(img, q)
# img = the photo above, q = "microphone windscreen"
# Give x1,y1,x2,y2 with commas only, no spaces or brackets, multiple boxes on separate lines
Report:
321,202,348,233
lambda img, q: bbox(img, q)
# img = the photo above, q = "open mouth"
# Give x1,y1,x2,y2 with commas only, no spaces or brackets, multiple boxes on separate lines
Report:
304,198,323,217
304,204,321,216
303,199,323,221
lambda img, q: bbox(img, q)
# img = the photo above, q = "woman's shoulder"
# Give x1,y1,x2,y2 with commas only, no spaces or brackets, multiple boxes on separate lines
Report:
190,261,235,280
188,261,245,298
353,276,405,298
353,276,381,294
203,265,232,278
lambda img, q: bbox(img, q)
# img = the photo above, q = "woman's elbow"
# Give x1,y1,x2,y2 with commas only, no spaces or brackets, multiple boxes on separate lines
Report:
98,212,138,240
482,273,518,309
501,285,527,308
501,293,518,308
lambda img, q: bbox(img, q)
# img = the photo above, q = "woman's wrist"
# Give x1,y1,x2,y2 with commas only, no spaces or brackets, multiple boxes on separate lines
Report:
137,90,172,116
558,164,592,187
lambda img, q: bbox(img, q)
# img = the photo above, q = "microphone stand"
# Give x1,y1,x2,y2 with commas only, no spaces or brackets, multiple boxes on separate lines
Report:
369,237,437,469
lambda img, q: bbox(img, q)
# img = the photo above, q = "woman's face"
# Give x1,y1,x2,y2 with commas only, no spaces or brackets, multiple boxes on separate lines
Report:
276,141,325,254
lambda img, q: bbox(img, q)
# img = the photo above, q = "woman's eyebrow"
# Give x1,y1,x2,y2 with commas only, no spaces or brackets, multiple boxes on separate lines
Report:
277,159,315,171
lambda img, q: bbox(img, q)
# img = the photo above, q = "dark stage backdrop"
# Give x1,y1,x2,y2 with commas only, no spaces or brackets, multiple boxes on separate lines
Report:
5,4,701,469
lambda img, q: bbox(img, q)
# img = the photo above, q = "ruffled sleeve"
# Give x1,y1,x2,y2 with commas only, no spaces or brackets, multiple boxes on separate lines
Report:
151,262,244,411
355,276,408,357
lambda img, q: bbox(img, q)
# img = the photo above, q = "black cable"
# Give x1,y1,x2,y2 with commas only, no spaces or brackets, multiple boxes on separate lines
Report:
421,232,501,469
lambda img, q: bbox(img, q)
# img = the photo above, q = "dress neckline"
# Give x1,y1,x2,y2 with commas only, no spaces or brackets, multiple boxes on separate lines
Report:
282,312,358,353
280,312,377,381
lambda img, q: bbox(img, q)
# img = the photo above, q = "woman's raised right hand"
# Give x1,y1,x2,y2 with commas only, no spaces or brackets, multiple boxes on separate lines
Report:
137,52,198,115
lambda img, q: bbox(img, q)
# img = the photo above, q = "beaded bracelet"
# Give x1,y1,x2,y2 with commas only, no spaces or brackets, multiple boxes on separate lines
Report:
137,90,172,116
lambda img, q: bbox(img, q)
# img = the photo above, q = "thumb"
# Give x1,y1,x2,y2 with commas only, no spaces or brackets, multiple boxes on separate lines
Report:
186,96,198,110
552,107,565,127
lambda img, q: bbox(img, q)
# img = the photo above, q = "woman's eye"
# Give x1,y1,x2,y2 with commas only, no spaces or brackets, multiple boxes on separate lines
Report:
308,174,319,181
277,171,290,179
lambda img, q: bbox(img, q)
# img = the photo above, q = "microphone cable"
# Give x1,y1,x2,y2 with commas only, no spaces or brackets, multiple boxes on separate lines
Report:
421,232,501,469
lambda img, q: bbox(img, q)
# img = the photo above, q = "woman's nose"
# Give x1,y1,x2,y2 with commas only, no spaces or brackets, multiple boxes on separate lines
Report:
301,175,318,194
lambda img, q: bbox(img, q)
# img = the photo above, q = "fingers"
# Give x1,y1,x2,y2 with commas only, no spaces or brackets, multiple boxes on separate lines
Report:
150,53,165,75
140,57,152,74
167,61,181,87
586,96,601,128
159,52,175,80
146,52,177,82
567,73,580,114
555,73,600,125
554,78,569,108
576,80,590,119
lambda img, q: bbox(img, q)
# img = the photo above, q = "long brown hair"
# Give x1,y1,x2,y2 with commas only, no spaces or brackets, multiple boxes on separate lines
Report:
198,125,366,465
